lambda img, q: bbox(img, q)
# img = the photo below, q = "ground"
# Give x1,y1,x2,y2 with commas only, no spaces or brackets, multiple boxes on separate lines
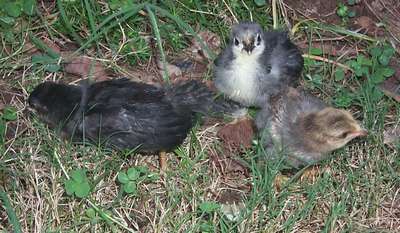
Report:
0,0,399,232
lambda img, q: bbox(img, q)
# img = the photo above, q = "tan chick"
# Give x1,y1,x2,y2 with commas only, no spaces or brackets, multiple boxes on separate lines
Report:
256,87,367,168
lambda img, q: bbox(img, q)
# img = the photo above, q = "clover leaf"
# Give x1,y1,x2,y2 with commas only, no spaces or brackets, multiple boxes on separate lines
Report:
337,3,348,17
369,47,382,57
334,68,345,81
117,166,158,195
0,106,18,145
2,107,17,121
378,46,395,66
198,201,220,214
118,168,139,195
334,89,354,108
64,169,91,198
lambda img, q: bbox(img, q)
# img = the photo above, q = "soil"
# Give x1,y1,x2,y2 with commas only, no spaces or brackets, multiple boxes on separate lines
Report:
284,0,400,49
217,118,255,153
284,0,377,25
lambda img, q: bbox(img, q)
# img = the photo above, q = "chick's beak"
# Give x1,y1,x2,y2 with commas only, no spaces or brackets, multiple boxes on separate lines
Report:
28,96,39,109
350,129,368,138
242,39,255,54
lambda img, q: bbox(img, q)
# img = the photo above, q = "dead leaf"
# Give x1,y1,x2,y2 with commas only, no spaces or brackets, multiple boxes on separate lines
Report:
274,174,289,192
217,118,255,153
151,30,220,83
380,75,400,102
167,58,210,83
188,30,221,61
119,65,159,84
156,59,182,78
354,16,375,30
63,55,110,81
300,166,324,183
353,15,385,37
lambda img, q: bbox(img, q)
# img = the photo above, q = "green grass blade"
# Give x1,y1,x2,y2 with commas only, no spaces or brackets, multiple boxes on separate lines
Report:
193,0,207,24
96,3,146,29
310,22,377,42
29,33,60,59
84,0,97,45
148,4,215,60
145,4,169,84
56,0,83,45
74,3,146,54
0,187,22,233
87,200,137,233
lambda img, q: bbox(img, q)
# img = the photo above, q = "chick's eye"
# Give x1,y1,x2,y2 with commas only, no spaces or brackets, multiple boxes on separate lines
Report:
256,34,261,45
234,38,240,46
339,132,349,139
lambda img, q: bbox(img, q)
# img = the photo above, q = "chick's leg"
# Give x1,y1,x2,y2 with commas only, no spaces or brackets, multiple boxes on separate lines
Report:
159,151,167,171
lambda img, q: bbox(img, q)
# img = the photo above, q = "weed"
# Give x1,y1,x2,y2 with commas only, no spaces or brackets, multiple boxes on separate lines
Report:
0,106,17,146
117,166,158,195
336,1,356,23
64,169,92,198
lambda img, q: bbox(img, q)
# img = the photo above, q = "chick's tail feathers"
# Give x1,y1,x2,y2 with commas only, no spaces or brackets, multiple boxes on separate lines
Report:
166,80,242,116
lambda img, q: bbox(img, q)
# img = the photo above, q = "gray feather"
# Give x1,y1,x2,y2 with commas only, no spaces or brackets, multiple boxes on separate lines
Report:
214,22,303,107
256,88,327,168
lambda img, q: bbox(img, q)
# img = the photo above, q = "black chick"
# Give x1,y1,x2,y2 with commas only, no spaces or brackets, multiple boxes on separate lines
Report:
256,87,367,168
28,78,223,153
214,22,304,107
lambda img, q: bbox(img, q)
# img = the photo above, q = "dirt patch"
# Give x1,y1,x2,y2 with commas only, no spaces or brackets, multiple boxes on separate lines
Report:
284,0,340,24
152,29,220,84
284,0,377,25
284,0,400,51
63,55,111,82
217,118,255,153
364,0,400,52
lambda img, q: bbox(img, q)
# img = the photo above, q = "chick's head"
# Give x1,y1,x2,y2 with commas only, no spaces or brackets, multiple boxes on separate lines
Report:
304,107,367,153
231,22,265,57
28,82,82,126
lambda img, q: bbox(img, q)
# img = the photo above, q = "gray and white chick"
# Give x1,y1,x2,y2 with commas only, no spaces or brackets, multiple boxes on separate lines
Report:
256,87,367,168
214,22,303,107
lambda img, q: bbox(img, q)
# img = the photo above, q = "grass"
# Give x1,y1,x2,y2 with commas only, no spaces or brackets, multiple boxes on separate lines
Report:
0,0,399,232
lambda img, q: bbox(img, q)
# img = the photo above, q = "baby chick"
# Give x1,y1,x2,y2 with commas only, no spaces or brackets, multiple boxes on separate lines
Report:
28,78,226,154
256,87,367,168
214,22,303,107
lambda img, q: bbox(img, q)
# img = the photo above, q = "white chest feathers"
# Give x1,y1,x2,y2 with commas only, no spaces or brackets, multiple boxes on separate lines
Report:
224,54,261,105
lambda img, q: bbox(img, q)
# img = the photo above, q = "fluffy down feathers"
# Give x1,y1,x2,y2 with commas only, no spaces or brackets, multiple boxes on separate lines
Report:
214,22,303,107
256,87,366,168
28,79,225,152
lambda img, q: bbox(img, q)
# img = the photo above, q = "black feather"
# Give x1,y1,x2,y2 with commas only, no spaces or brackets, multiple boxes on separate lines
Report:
28,79,226,153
